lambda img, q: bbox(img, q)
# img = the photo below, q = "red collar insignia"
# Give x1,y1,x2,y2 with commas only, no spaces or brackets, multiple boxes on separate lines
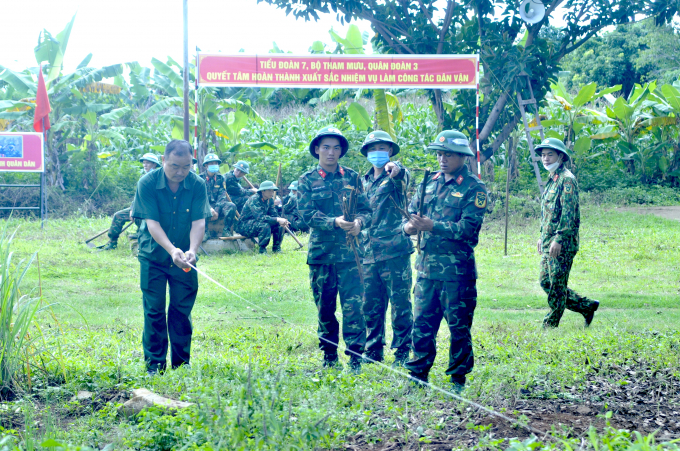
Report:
432,172,442,180
553,174,559,182
339,166,345,176
456,175,464,185
318,168,327,178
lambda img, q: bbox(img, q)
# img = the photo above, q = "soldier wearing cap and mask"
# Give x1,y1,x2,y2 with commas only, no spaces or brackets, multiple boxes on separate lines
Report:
236,181,289,254
359,131,414,367
402,130,487,393
535,138,599,328
102,153,160,250
199,153,237,239
224,160,257,212
298,126,372,373
282,181,309,233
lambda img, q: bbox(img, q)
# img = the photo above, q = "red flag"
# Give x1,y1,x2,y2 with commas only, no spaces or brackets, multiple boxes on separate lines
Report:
33,65,51,133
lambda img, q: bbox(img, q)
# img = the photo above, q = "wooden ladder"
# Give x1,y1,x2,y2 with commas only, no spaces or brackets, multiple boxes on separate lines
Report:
516,73,546,194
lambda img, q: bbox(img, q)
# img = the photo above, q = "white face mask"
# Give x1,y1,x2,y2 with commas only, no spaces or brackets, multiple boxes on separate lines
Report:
543,161,561,173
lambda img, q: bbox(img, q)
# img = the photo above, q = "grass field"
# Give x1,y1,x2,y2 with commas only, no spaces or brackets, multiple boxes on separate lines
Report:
0,205,679,450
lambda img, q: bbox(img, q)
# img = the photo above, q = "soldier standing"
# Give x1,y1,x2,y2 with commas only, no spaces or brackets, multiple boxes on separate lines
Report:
224,160,257,212
298,126,371,372
536,138,599,328
282,181,309,233
236,181,289,254
359,131,414,366
402,131,487,392
199,153,237,239
102,153,160,250
131,140,212,374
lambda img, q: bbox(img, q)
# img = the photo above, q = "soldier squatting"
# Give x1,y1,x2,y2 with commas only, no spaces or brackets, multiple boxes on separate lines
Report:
115,128,596,387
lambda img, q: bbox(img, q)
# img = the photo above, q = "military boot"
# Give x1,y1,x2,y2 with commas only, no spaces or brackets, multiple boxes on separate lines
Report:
348,355,362,374
258,246,268,255
362,349,384,364
451,375,466,394
409,370,429,386
392,348,410,368
101,240,117,251
323,352,339,368
584,300,599,327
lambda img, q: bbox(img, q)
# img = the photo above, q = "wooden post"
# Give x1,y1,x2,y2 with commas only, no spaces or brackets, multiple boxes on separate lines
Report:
182,0,190,141
504,137,512,256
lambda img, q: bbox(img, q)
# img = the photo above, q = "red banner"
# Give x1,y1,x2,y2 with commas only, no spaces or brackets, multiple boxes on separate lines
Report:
0,132,44,172
198,54,478,89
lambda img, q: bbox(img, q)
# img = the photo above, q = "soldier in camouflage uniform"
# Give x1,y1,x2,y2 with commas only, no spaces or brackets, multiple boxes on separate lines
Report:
298,126,371,372
282,181,309,233
224,160,257,212
536,138,599,328
236,181,289,254
359,131,414,366
402,130,487,392
199,153,237,240
102,153,160,250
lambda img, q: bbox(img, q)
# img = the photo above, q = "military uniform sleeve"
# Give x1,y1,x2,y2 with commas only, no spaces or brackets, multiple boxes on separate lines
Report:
403,183,421,233
553,178,578,245
283,195,297,215
131,178,159,221
191,179,212,221
432,183,487,241
353,174,372,229
298,175,337,231
263,200,279,226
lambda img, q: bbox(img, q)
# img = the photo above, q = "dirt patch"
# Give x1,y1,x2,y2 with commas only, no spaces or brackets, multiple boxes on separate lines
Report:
617,206,680,222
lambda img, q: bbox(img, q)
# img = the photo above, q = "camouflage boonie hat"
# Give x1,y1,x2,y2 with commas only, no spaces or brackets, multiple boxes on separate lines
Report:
360,130,400,156
233,160,250,174
139,153,160,165
427,130,475,157
203,153,221,165
534,137,572,162
258,180,278,192
309,126,349,159
288,181,299,191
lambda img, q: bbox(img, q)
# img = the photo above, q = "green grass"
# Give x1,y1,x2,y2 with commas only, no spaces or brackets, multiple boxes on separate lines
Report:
0,206,678,449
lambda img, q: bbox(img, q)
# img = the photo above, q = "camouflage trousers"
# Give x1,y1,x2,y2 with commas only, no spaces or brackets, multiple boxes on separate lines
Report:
205,201,237,239
309,262,366,357
405,278,477,378
108,207,140,241
236,220,283,250
540,251,598,328
232,195,248,213
362,256,413,353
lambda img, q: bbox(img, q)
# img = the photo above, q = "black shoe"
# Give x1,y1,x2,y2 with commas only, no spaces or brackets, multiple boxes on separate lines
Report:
451,375,466,394
146,366,165,376
272,246,282,253
102,241,117,250
258,246,268,254
409,370,429,385
362,349,384,364
392,348,410,367
348,355,362,374
323,353,339,368
584,300,599,327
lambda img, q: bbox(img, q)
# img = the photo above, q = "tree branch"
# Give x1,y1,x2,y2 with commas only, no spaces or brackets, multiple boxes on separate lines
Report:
417,0,440,35
479,91,509,142
437,0,455,54
484,113,522,161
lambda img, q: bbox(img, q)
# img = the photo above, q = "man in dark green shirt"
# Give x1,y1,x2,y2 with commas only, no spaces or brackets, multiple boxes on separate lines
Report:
131,139,212,374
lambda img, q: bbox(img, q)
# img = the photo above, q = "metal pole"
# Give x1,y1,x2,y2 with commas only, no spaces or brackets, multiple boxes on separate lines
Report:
41,118,46,229
475,54,481,177
504,137,512,256
182,0,190,141
194,48,199,172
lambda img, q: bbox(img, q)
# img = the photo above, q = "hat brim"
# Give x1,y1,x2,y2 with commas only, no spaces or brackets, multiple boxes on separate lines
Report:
427,143,475,157
233,164,250,174
203,159,222,165
139,158,160,165
360,140,400,157
309,134,349,159
534,145,570,161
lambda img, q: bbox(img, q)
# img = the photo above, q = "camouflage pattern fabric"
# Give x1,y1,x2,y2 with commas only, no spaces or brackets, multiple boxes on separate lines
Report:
361,162,413,264
108,207,132,241
405,165,487,281
362,256,413,353
539,164,597,327
298,164,372,264
309,262,366,357
540,251,598,327
236,194,283,250
404,278,476,378
224,170,251,211
200,172,237,238
540,165,580,254
282,192,309,232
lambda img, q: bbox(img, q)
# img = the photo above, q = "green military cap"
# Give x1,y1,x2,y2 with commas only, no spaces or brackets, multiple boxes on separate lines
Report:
258,180,278,192
288,181,299,191
309,125,349,159
534,137,573,162
233,160,250,174
427,130,475,157
360,130,400,156
139,153,161,165
203,153,222,165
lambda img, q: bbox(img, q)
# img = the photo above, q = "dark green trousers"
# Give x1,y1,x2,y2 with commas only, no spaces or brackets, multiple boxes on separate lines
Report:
309,262,366,357
405,278,476,378
362,256,413,353
140,258,198,371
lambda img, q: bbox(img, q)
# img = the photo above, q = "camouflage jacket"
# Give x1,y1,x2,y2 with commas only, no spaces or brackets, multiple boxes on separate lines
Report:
239,194,278,226
405,165,487,281
224,170,250,201
540,164,579,254
298,164,372,265
361,162,414,264
281,193,299,216
199,172,228,208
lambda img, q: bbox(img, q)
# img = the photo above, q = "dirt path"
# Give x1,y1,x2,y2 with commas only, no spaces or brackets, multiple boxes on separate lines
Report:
617,206,680,222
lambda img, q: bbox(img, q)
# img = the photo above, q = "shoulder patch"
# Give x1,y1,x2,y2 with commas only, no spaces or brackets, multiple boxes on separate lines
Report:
564,181,574,194
474,191,487,209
